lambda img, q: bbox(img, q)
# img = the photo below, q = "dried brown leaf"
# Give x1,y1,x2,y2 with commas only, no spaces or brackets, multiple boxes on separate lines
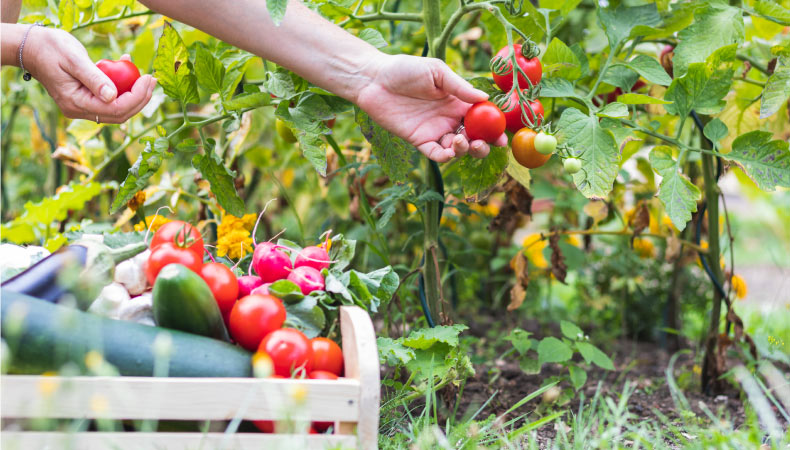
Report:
549,232,567,283
630,201,650,236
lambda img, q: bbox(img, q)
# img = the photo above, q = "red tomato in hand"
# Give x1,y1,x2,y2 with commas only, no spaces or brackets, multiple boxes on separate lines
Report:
96,59,141,95
200,263,239,314
464,101,505,143
309,337,343,376
144,242,203,285
259,328,312,377
502,91,544,134
229,295,286,351
492,44,542,92
150,221,204,259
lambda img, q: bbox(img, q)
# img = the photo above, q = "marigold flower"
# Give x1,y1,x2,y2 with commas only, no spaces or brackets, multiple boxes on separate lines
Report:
731,274,747,299
134,215,171,232
217,229,254,260
522,233,548,269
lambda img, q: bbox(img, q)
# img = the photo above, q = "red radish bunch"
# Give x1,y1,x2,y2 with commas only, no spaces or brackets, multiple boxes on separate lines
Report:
287,266,325,295
294,246,330,271
237,275,264,297
252,242,292,283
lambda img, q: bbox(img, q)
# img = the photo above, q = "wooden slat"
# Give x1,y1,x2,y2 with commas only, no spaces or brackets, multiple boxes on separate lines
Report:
0,432,357,450
340,306,380,450
1,376,360,421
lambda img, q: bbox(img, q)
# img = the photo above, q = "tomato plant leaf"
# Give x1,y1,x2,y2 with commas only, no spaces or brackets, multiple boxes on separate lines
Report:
602,65,639,93
458,147,508,200
223,91,271,111
596,102,629,118
620,55,672,86
506,149,532,188
597,3,660,49
153,24,199,105
541,38,581,80
538,78,584,102
58,0,76,31
191,152,245,216
575,341,615,370
267,0,288,26
327,233,356,272
569,365,587,391
110,140,167,213
402,324,468,350
760,63,790,119
724,131,790,191
265,67,299,100
752,0,790,26
673,3,744,78
560,320,584,341
358,28,388,48
616,93,671,105
355,108,415,183
664,59,733,118
537,337,573,366
556,108,619,199
194,44,225,95
283,295,326,338
377,337,415,366
649,146,700,232
703,118,728,148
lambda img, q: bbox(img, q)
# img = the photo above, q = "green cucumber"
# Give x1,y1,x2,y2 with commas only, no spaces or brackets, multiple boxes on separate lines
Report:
152,264,230,341
1,290,252,377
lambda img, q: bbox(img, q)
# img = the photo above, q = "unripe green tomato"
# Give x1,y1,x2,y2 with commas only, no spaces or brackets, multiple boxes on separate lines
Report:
564,157,582,174
276,119,297,143
534,132,557,155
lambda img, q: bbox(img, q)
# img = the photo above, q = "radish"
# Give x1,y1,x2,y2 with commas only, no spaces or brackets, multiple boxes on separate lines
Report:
287,266,325,295
294,246,331,271
237,275,264,298
252,242,292,283
251,283,271,296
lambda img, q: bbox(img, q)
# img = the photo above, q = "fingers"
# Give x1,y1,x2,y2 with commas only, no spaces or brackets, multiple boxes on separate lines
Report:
75,75,156,123
433,59,489,104
68,52,118,103
468,140,491,158
416,141,455,163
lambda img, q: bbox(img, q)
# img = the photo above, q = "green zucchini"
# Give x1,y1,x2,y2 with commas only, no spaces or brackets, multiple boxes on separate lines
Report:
152,264,230,342
1,290,252,377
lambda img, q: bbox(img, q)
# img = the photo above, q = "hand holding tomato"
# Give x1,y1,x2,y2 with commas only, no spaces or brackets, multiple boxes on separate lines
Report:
96,58,141,95
21,27,155,123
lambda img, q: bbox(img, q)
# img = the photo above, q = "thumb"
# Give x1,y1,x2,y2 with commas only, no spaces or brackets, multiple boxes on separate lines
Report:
435,62,488,104
70,55,117,102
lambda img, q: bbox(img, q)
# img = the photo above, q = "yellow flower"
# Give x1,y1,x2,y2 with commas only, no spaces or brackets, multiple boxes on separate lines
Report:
632,238,655,259
217,229,254,260
522,233,548,269
406,204,417,214
134,215,171,232
440,216,457,231
281,168,295,189
318,238,332,252
565,234,582,248
731,274,747,299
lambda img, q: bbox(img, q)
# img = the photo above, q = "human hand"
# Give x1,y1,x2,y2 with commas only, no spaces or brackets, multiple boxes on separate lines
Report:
24,27,156,123
355,54,507,163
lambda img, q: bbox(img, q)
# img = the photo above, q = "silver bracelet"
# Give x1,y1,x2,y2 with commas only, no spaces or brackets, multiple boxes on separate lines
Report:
18,22,44,81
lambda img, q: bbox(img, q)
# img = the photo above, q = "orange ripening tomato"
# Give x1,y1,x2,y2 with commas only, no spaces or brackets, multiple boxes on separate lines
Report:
511,128,551,169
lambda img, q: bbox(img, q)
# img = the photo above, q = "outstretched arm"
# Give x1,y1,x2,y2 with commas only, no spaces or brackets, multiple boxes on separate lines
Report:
138,0,506,161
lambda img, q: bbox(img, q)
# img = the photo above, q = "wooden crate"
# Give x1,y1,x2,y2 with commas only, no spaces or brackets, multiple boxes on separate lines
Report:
1,306,379,450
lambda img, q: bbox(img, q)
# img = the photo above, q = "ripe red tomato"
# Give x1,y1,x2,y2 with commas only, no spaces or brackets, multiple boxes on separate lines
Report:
309,338,343,376
200,263,239,314
150,221,204,259
464,101,505,143
511,128,551,169
502,91,544,133
144,242,203,285
253,420,275,433
229,295,286,351
96,59,141,95
492,44,542,92
258,328,313,377
309,370,339,380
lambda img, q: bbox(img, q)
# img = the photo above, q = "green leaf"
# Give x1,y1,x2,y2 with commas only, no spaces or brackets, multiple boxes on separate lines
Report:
97,0,131,17
617,93,671,105
504,328,532,355
597,3,660,48
153,24,199,104
283,296,326,338
506,149,532,188
575,341,615,370
268,280,305,304
265,67,298,99
560,321,584,341
596,102,629,118
355,108,416,183
194,44,225,94
519,356,541,375
335,266,399,312
673,3,744,78
175,138,199,152
267,0,288,26
110,141,166,213
569,365,587,391
327,234,356,271
224,92,272,111
620,55,673,86
664,61,733,118
725,131,790,191
358,28,388,48
58,0,76,31
539,77,584,102
649,146,700,231
753,0,790,26
402,324,468,350
602,65,639,93
760,66,790,119
541,38,581,80
296,133,328,176
556,108,619,199
377,337,415,366
191,152,245,216
458,147,508,199
537,337,573,366
703,118,728,147
2,182,103,244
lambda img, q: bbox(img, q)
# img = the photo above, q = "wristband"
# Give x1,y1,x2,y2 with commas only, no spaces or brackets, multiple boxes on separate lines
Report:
18,23,44,81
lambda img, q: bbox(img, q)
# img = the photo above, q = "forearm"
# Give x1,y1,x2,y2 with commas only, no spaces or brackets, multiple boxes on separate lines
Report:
1,23,24,66
1,0,22,23
138,0,381,103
